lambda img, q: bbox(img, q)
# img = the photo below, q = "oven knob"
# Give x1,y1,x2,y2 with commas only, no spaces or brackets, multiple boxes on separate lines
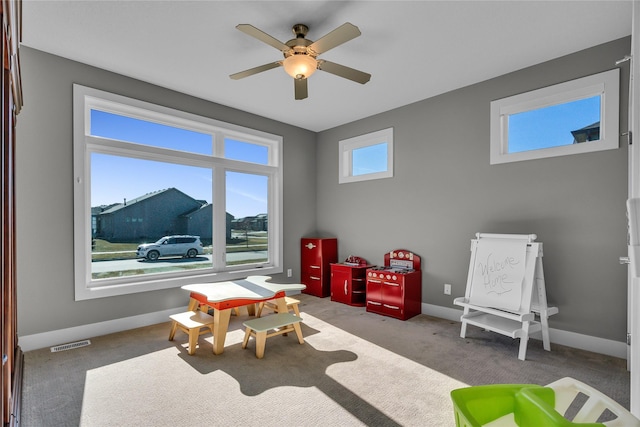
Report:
386,274,391,280
393,275,397,280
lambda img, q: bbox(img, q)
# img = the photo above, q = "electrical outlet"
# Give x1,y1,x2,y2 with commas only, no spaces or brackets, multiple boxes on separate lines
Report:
287,268,292,277
444,284,452,295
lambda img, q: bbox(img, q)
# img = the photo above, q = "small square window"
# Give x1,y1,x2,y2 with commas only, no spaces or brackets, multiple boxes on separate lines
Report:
339,128,393,184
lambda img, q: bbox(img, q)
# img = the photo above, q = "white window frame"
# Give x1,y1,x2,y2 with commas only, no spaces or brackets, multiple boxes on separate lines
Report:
73,84,283,300
490,69,619,164
339,127,394,183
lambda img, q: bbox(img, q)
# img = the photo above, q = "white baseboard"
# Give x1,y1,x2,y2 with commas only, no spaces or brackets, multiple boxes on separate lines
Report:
19,303,628,360
18,306,187,352
422,303,628,360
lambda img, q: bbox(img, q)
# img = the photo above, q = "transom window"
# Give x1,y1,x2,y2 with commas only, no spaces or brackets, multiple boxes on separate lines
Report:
339,127,394,183
490,69,619,164
73,84,283,300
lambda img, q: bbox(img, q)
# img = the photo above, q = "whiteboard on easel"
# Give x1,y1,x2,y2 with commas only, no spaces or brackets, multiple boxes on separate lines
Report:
468,237,528,311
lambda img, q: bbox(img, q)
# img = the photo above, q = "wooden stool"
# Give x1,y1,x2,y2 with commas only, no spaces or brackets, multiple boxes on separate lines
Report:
168,311,215,355
241,313,304,359
256,296,301,317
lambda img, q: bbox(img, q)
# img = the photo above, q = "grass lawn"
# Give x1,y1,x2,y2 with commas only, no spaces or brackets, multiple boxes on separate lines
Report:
91,238,267,261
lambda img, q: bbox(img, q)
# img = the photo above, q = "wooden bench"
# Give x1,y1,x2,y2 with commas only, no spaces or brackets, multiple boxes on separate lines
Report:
168,310,215,355
241,313,304,359
256,296,301,317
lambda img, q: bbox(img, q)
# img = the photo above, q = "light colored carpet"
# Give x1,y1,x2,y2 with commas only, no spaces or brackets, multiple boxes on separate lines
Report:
21,294,629,426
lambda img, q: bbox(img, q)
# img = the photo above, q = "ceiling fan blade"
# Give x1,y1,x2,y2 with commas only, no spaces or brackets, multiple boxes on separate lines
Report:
236,24,290,53
317,60,371,84
229,62,282,80
294,78,308,100
308,22,361,55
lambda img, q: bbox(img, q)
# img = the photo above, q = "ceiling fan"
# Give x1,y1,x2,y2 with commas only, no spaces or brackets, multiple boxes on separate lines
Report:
229,22,371,100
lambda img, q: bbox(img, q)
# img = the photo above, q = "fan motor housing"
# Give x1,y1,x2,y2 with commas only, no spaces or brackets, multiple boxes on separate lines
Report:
284,38,314,59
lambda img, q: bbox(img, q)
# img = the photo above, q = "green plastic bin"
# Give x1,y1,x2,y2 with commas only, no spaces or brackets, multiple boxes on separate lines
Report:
451,377,640,427
451,384,544,426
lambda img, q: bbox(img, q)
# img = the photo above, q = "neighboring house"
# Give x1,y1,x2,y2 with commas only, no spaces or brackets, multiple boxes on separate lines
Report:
95,187,232,243
572,121,600,143
253,213,268,231
91,203,118,237
231,213,268,232
179,203,234,245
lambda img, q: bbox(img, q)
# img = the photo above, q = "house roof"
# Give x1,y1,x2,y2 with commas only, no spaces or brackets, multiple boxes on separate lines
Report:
99,188,202,214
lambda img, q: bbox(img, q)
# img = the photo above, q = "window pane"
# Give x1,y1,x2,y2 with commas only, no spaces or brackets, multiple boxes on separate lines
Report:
90,153,213,279
225,138,269,164
508,96,601,153
91,110,213,155
226,171,268,266
353,142,388,176
75,85,283,299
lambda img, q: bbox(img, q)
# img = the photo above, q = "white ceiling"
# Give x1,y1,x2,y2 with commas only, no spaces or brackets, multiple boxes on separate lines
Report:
21,1,633,132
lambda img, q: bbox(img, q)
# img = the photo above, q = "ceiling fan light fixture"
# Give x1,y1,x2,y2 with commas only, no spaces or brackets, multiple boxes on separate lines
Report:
283,54,317,80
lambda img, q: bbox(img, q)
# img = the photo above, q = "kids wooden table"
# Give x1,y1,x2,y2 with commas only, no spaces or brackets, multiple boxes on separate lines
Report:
182,276,305,355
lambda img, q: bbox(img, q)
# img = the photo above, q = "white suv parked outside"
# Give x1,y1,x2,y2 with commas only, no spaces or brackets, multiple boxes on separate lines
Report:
136,235,204,261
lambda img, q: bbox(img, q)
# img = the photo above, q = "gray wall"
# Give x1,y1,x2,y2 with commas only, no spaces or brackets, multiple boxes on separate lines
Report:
316,37,631,341
15,47,317,336
15,36,631,344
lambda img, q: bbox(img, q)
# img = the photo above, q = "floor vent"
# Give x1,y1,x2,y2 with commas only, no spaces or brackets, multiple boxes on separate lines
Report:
50,339,91,353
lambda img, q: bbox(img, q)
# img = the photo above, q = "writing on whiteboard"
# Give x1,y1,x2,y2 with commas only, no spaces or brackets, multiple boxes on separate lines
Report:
469,238,527,311
478,253,520,295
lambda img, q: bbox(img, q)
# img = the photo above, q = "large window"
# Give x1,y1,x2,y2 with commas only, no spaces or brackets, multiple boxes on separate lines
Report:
73,85,282,300
490,69,619,164
339,128,394,183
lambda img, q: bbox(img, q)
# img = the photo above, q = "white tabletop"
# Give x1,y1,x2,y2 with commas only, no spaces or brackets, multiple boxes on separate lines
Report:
182,275,306,303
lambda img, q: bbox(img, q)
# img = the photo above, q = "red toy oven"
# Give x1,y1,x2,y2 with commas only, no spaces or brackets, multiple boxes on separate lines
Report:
366,249,422,320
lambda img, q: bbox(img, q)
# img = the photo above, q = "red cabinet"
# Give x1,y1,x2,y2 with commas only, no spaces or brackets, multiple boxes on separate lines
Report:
301,237,337,297
330,263,372,306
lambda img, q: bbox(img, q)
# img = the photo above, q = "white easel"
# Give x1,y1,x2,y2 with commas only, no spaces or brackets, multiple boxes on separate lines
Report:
453,233,558,361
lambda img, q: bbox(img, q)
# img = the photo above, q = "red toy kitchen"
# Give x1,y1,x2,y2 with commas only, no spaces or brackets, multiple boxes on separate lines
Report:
366,249,422,320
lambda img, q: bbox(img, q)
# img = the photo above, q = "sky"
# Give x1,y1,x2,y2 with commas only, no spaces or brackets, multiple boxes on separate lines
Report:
508,95,601,153
89,95,599,216
353,142,387,176
90,110,268,218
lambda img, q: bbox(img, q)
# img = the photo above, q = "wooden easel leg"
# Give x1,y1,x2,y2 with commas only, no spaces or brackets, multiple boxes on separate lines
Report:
535,259,553,352
460,321,468,338
518,322,530,361
460,308,469,338
518,337,528,361
540,313,552,351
